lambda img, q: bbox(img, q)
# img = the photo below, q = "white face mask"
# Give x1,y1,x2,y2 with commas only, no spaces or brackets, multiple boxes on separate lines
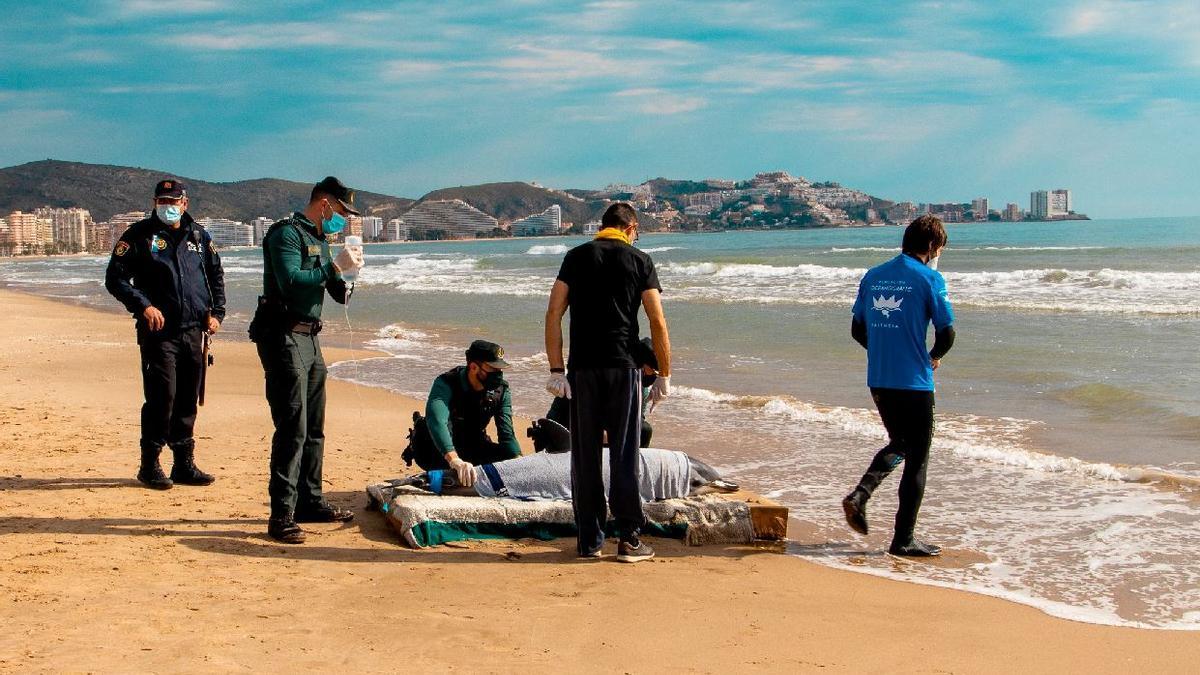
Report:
927,255,939,270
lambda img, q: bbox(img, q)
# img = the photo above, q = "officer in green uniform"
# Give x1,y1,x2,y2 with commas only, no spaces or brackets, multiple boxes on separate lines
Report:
249,176,364,544
402,340,522,488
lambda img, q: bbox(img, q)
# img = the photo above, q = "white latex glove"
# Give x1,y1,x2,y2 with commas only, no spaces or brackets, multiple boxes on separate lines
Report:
333,247,364,275
450,458,475,487
546,372,571,399
647,375,670,414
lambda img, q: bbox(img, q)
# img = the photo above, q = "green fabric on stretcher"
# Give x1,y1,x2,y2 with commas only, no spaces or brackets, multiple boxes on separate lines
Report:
411,519,690,548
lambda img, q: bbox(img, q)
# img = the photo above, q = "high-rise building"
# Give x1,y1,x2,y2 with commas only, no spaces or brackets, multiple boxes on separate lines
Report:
384,218,409,242
511,205,562,236
83,211,147,253
971,197,989,220
360,216,384,241
1031,189,1072,219
196,217,253,247
1050,189,1071,215
1030,191,1049,219
0,211,51,255
402,199,498,239
251,217,274,246
1004,203,1022,221
35,207,92,251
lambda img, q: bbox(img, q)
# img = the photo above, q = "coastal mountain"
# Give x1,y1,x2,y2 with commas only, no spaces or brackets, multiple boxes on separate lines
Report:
0,160,413,222
413,181,609,226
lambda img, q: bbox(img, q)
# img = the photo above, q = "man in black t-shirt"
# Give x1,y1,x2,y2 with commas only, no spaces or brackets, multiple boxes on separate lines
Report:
545,203,672,563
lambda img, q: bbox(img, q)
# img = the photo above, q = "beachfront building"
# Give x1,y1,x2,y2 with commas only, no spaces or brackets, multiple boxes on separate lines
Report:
250,217,273,246
384,218,409,242
402,199,498,240
1004,203,1023,221
84,211,147,254
582,220,600,235
1031,189,1072,219
35,207,92,252
0,211,52,255
197,217,253,248
360,216,384,241
971,198,989,220
511,205,562,237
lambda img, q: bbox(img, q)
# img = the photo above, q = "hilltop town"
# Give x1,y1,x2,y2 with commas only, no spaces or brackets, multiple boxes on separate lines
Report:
0,162,1086,256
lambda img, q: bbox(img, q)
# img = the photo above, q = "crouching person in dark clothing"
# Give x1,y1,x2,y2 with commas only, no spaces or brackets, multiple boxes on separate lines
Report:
402,340,522,488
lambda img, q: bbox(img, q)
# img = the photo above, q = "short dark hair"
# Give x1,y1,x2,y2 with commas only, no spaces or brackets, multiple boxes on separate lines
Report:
902,215,947,256
601,202,638,229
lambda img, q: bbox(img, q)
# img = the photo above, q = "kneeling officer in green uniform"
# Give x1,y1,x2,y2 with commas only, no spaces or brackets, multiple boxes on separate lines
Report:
250,176,364,544
402,341,522,487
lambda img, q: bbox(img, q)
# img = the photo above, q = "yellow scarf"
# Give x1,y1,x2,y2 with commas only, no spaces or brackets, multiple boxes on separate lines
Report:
594,228,632,245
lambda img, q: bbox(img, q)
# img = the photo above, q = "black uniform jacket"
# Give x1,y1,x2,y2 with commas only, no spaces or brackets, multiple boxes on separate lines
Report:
104,212,226,335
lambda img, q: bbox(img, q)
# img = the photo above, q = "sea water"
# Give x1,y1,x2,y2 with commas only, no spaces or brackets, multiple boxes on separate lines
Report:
4,217,1198,629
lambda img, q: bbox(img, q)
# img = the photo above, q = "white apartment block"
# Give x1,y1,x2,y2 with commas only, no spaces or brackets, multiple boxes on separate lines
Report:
511,205,562,236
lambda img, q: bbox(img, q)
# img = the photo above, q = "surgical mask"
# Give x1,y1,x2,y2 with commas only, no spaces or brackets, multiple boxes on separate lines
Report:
928,255,939,270
156,205,182,224
322,210,347,235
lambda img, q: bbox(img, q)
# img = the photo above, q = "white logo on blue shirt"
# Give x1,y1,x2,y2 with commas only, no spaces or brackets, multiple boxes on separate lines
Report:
872,295,903,317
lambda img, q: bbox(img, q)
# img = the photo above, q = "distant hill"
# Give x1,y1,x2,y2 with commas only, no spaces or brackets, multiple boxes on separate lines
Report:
0,160,413,222
414,181,610,226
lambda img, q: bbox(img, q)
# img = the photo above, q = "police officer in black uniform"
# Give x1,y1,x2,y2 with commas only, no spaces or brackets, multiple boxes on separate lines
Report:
105,179,226,490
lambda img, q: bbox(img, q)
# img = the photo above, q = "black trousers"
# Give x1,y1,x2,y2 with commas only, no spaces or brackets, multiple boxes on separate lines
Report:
138,327,205,452
257,331,327,518
412,435,514,472
569,367,645,554
855,388,936,542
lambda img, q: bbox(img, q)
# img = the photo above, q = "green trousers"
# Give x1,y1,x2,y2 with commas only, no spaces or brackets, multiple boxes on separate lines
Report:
257,331,327,517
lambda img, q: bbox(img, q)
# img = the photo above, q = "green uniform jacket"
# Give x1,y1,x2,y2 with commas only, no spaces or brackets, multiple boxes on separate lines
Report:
261,212,349,321
426,367,521,459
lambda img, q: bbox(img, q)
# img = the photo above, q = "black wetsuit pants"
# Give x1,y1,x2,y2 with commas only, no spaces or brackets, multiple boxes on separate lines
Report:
855,388,935,542
569,368,645,554
138,327,205,453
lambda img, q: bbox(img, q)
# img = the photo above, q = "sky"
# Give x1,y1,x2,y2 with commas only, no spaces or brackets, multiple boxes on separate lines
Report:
2,1,1199,217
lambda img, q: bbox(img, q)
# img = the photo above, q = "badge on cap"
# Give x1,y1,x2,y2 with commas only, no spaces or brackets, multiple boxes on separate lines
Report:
163,181,173,189
114,241,129,257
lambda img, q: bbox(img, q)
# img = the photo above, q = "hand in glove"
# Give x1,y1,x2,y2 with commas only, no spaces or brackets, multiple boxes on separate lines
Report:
647,375,671,414
546,372,571,399
333,246,364,276
450,458,475,487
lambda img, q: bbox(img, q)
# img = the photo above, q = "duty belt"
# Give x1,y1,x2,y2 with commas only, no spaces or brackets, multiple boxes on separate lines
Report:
288,319,322,335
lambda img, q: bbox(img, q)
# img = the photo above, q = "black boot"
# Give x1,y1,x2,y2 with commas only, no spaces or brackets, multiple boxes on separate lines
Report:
169,441,215,486
137,446,173,490
841,487,869,536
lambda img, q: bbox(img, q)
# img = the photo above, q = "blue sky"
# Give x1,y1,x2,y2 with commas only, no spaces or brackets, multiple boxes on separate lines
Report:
2,1,1198,217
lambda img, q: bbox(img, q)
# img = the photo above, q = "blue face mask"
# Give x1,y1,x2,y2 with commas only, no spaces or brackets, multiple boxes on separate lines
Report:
156,205,182,224
321,205,347,235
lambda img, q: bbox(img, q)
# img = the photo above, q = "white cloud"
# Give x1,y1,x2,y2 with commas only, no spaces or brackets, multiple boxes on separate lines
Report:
759,101,979,144
613,88,706,115
115,0,227,15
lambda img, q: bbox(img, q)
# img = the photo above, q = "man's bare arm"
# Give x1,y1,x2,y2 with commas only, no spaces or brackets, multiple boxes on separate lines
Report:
641,288,671,377
545,280,570,371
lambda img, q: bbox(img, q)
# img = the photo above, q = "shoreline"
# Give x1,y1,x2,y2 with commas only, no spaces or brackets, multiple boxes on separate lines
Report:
1,288,1199,671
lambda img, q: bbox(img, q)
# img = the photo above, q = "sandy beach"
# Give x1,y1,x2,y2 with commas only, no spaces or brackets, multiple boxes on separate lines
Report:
1,288,1197,673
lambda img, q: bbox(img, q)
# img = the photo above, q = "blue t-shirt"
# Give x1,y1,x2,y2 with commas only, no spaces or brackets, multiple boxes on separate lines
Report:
851,253,955,391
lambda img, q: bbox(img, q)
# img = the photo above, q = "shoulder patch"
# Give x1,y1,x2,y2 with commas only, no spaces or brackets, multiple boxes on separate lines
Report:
307,244,321,256
114,241,129,257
